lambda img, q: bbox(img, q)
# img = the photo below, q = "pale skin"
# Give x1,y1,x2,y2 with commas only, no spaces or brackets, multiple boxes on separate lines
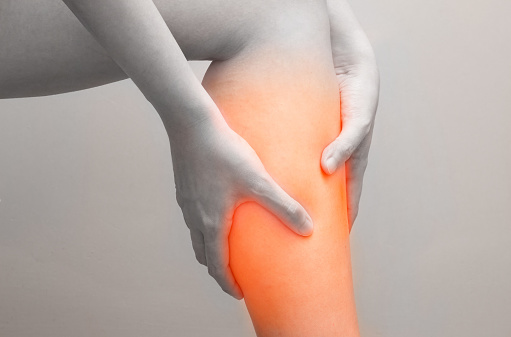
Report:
0,0,379,299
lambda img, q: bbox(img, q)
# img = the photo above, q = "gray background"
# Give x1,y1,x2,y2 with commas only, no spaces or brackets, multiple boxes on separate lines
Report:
1,0,510,336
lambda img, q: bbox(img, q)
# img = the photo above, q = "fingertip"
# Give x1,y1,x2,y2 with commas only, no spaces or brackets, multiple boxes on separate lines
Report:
220,278,244,300
320,146,337,174
225,267,244,300
298,215,314,236
324,157,337,175
320,149,332,173
233,285,244,300
196,254,207,266
227,280,243,300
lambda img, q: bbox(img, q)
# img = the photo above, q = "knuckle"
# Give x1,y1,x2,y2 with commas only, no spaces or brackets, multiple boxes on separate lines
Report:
182,212,194,230
195,253,206,266
212,255,226,270
207,263,223,279
175,193,184,208
249,176,270,197
183,218,192,229
337,140,357,158
284,200,299,219
200,214,218,231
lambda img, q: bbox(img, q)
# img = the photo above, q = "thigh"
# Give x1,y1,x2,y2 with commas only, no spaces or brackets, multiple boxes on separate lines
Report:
0,0,257,98
202,5,360,337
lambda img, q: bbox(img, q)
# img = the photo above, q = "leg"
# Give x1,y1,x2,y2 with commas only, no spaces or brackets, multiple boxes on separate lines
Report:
202,10,360,337
0,0,254,98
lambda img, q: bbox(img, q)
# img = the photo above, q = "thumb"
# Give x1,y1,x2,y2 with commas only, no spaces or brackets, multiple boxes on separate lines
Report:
248,175,313,236
321,119,370,175
323,62,379,175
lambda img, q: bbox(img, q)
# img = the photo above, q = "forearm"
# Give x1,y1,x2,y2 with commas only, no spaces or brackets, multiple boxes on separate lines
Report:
61,0,222,134
326,0,375,66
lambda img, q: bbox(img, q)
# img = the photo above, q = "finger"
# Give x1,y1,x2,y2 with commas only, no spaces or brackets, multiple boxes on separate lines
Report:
248,175,313,236
345,128,373,232
321,118,370,175
180,202,194,230
181,205,208,265
321,67,379,175
189,228,207,266
203,213,244,300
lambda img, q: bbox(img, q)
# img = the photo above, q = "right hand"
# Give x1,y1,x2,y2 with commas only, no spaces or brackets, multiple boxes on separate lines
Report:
168,109,313,300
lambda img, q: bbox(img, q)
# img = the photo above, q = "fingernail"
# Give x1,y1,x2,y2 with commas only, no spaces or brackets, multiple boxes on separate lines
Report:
300,216,314,236
325,157,336,174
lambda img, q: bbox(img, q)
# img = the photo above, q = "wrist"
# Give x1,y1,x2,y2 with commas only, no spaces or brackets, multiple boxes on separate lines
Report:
162,100,228,148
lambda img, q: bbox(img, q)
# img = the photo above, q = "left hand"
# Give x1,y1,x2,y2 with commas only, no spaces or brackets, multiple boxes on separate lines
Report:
321,36,380,232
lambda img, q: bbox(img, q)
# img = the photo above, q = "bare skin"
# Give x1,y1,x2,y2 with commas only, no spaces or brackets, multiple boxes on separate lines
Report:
0,0,379,304
0,0,291,97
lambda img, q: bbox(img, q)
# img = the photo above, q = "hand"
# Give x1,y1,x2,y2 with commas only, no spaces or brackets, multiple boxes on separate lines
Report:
320,20,380,232
168,111,313,299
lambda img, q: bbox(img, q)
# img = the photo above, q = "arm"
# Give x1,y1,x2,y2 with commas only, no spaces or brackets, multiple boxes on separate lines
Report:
61,0,313,299
322,0,380,231
61,0,212,130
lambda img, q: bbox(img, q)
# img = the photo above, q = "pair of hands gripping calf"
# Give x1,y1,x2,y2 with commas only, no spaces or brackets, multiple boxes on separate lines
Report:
173,56,379,300
171,1,380,299
171,58,379,299
62,0,378,300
